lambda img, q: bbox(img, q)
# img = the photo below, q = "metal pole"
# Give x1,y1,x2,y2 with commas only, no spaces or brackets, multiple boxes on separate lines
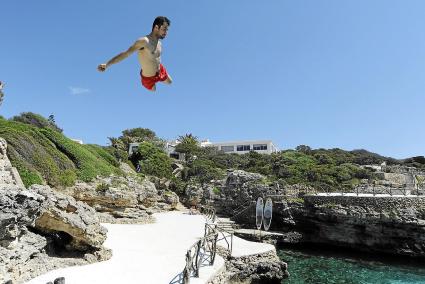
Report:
230,233,233,255
194,240,201,277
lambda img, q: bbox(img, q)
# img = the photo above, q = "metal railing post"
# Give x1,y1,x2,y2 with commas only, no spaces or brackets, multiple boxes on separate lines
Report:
194,240,202,277
230,233,233,255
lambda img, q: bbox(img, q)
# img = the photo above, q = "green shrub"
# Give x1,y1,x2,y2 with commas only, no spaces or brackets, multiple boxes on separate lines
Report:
133,142,173,178
14,162,43,187
96,182,109,192
0,119,75,186
105,146,129,163
58,169,77,187
11,112,63,133
213,187,221,195
84,144,120,167
40,128,122,181
287,197,304,204
188,158,225,184
169,176,186,194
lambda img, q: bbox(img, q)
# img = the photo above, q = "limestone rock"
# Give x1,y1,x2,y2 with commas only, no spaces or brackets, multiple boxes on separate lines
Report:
161,191,179,209
225,170,265,188
30,184,107,250
0,185,109,283
184,184,204,206
212,250,289,284
64,174,180,223
119,162,137,176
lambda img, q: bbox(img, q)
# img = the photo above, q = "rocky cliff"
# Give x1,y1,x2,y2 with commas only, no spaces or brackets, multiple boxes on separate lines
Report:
289,195,425,258
185,169,425,259
62,163,179,224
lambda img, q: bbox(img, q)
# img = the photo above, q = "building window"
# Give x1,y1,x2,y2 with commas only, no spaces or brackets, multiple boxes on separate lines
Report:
131,146,139,153
253,144,267,150
221,145,234,152
237,145,250,151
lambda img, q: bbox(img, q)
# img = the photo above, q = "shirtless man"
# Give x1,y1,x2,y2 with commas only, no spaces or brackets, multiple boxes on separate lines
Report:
97,16,172,91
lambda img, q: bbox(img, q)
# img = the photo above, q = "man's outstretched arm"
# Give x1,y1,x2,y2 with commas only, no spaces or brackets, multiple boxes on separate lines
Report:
98,38,147,72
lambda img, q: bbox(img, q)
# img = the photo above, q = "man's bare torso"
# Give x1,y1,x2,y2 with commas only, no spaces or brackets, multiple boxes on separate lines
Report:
138,36,162,77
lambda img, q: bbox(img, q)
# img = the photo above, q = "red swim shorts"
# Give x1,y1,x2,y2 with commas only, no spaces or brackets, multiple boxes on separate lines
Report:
140,64,169,90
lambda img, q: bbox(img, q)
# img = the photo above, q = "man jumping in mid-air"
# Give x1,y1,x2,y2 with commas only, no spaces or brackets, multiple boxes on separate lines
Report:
97,16,172,91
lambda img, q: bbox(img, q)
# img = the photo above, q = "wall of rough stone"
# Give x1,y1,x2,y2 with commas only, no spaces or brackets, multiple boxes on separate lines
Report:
304,195,425,212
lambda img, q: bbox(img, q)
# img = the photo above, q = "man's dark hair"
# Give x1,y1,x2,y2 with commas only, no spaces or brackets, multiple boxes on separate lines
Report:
152,16,170,31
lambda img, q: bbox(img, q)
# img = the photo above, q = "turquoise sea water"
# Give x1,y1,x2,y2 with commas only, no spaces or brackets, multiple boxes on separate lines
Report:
278,248,425,284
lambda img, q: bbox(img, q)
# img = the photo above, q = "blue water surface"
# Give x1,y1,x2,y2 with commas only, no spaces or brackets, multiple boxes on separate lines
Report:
278,248,425,284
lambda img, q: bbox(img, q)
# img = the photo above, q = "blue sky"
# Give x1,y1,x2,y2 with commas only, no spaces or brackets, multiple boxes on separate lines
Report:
1,0,424,159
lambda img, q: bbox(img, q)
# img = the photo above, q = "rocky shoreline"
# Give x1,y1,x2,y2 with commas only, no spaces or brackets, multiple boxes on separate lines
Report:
182,169,425,261
0,185,111,283
210,249,288,284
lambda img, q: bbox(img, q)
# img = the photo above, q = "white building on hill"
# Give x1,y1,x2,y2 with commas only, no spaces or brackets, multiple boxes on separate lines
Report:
128,139,278,158
200,140,278,155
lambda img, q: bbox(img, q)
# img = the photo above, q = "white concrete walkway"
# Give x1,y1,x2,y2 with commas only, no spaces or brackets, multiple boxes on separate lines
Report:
216,230,275,258
26,212,224,284
26,211,274,284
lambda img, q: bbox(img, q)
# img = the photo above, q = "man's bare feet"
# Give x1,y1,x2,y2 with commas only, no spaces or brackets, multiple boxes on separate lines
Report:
164,75,173,85
97,64,107,72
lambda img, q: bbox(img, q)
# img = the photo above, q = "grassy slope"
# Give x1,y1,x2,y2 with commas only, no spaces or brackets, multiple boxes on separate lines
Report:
0,117,122,187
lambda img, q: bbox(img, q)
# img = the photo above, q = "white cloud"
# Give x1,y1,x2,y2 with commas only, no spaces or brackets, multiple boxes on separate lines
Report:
69,86,90,95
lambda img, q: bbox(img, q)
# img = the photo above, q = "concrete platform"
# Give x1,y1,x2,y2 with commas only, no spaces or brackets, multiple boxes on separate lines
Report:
26,211,274,284
26,212,225,284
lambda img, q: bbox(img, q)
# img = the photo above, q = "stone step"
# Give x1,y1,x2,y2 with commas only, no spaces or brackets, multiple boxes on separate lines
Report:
218,220,235,224
217,222,235,226
217,228,236,234
216,218,235,224
217,223,240,230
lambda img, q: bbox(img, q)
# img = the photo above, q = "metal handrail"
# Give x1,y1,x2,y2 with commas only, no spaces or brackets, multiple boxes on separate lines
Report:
230,199,253,217
182,206,219,284
199,205,216,223
230,200,255,220
183,231,218,284
206,223,234,254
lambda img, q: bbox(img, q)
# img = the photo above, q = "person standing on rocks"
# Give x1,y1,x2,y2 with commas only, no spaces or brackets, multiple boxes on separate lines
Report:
97,16,173,92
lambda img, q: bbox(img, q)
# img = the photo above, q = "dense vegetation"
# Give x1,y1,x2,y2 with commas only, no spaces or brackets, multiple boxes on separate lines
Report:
174,139,425,191
130,141,173,178
0,114,121,187
1,111,423,193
